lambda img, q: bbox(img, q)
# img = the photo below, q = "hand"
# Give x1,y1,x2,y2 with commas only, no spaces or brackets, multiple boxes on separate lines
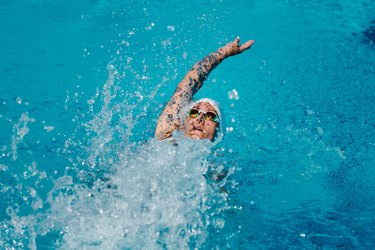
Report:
219,37,255,58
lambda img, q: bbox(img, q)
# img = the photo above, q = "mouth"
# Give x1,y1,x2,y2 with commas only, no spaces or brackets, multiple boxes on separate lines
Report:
192,126,203,132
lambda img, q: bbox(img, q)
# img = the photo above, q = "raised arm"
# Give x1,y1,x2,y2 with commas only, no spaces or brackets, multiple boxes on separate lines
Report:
155,37,255,140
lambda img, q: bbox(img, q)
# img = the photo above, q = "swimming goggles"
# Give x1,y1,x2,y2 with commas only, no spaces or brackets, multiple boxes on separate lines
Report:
188,108,219,122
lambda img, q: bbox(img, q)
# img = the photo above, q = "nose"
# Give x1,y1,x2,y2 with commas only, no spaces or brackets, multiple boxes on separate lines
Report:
195,112,205,123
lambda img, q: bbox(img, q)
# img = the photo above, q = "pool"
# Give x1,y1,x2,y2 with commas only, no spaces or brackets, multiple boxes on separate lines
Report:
1,0,374,248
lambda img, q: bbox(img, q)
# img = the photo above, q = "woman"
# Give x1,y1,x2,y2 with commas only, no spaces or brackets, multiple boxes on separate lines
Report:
155,37,255,141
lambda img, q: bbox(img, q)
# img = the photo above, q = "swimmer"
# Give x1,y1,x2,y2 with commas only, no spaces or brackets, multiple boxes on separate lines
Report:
155,37,255,141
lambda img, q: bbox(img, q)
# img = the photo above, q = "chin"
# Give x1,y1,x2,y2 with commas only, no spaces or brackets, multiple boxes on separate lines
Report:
190,133,204,139
186,130,206,140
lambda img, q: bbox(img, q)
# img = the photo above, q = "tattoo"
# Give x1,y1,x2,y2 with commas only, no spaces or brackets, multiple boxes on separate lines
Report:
182,90,190,102
164,114,174,130
189,77,199,94
176,105,181,113
193,52,223,82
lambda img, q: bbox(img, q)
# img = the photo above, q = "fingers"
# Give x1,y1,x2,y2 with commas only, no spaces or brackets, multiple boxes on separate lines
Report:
239,40,255,52
234,36,240,45
222,37,254,56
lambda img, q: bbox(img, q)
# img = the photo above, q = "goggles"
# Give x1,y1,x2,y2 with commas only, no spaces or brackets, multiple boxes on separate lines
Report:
188,108,219,122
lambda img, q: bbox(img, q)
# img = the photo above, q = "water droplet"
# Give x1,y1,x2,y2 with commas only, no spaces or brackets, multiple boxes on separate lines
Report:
228,89,239,100
317,127,323,134
167,25,175,31
16,97,22,104
43,126,55,132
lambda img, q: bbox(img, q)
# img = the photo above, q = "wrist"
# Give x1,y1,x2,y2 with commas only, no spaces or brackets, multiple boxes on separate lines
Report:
217,47,229,59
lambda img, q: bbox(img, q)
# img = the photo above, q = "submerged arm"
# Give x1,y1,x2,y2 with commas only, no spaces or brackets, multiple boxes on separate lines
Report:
155,37,255,140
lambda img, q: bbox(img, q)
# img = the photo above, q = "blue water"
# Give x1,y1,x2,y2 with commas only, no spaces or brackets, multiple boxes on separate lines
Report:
1,0,375,249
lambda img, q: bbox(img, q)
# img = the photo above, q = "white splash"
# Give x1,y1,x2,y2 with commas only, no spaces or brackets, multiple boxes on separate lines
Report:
11,112,35,161
40,63,228,249
3,63,229,249
45,139,227,249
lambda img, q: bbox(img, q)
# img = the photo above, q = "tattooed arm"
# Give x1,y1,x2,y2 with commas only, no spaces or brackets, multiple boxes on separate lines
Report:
155,37,255,140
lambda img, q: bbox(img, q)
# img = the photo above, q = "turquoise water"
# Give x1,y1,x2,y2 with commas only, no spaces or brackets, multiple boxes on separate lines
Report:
1,0,375,248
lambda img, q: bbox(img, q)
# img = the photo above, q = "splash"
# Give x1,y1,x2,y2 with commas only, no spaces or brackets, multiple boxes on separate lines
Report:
45,63,229,248
1,63,229,249
11,112,35,161
45,139,227,249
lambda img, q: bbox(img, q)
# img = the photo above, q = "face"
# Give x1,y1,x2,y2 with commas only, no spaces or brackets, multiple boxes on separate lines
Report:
184,102,218,141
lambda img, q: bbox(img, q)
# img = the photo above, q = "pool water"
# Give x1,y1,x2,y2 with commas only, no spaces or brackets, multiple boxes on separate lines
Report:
1,0,375,249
